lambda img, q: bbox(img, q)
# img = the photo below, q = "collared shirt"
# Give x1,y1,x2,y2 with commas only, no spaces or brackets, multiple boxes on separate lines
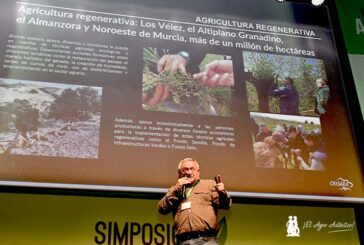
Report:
158,179,231,236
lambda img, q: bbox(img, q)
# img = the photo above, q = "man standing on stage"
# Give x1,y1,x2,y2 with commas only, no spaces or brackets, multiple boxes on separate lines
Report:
158,158,231,245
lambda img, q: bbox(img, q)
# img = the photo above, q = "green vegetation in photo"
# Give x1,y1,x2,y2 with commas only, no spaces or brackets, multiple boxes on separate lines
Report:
143,47,235,116
244,51,326,116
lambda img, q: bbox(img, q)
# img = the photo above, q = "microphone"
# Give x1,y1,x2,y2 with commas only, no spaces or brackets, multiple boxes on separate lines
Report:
182,185,186,199
182,176,189,199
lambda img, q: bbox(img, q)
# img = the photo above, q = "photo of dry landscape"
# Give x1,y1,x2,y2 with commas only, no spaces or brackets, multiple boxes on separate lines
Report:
0,78,102,159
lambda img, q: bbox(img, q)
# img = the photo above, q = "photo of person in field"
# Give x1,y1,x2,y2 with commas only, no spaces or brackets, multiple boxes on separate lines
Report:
243,51,329,117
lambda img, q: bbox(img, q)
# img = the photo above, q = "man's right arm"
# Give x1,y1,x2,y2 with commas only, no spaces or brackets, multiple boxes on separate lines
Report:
158,186,182,215
269,86,288,97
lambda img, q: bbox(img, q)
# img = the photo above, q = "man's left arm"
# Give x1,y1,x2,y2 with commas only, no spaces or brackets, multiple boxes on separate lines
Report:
214,175,232,209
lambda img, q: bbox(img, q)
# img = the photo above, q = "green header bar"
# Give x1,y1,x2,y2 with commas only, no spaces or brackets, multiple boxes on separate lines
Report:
336,0,364,54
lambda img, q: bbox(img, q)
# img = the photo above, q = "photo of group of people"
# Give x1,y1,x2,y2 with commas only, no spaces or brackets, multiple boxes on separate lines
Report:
142,47,236,117
0,79,102,159
251,113,325,171
244,51,329,171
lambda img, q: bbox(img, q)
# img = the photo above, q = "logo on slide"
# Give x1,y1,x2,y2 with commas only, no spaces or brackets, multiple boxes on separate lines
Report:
329,178,354,191
286,216,300,237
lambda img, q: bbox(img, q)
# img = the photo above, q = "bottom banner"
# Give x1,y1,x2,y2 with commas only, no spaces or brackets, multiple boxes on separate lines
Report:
0,193,360,244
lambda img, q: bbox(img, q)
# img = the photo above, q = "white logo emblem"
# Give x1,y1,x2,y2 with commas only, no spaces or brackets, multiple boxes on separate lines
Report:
329,178,353,191
286,216,300,237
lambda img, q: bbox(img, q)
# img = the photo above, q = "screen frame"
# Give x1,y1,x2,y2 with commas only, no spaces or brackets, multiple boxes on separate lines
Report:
0,0,363,203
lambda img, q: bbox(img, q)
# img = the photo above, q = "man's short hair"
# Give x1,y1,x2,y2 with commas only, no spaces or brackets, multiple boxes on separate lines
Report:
178,158,200,171
272,132,288,143
285,77,294,84
316,78,328,85
287,125,297,133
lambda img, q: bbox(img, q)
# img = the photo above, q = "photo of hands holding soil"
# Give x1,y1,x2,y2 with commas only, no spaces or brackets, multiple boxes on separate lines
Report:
142,47,236,117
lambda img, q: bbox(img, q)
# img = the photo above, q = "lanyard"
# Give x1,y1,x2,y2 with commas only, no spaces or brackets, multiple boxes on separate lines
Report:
185,179,200,199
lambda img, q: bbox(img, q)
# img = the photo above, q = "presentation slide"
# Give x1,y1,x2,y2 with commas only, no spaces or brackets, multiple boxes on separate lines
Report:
0,0,363,201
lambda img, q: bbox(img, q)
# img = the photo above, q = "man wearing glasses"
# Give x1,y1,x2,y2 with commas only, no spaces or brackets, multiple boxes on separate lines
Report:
158,158,231,245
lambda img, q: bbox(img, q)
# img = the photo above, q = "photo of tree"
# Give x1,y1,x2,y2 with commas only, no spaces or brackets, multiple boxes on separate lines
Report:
0,79,102,159
243,51,327,117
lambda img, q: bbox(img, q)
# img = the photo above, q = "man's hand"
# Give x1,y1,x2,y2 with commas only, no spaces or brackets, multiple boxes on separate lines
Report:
296,156,304,165
157,54,187,75
193,60,234,87
176,176,192,190
142,84,170,106
291,148,302,156
143,53,187,106
215,174,227,195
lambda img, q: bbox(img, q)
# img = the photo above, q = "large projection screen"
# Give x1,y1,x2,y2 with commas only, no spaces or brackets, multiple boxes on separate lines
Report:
0,0,363,201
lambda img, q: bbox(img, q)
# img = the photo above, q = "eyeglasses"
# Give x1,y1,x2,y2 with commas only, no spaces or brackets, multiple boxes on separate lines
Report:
181,167,198,173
